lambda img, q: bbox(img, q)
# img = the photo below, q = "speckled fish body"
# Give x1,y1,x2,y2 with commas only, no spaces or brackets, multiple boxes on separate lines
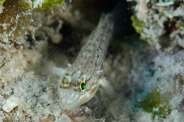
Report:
58,13,114,109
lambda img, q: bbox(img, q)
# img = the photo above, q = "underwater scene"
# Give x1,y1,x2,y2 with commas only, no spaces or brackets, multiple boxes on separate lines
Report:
0,0,183,121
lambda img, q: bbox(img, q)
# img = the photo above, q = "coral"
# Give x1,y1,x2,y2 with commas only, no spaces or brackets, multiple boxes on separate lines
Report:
0,0,66,44
0,0,74,120
0,0,66,9
0,0,32,43
125,48,184,121
128,0,184,49
126,2,184,120
1,0,184,121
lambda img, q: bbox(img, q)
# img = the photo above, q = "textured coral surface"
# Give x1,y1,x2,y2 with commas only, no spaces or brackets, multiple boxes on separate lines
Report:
1,0,184,121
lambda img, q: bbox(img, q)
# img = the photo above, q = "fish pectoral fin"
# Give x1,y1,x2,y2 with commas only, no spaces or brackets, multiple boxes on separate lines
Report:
47,63,66,76
98,78,114,96
48,46,70,67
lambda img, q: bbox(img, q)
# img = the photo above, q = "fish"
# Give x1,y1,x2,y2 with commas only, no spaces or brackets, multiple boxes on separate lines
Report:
58,13,114,109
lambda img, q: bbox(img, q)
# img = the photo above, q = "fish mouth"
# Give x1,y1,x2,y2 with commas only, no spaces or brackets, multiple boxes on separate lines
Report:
79,84,99,105
58,84,99,110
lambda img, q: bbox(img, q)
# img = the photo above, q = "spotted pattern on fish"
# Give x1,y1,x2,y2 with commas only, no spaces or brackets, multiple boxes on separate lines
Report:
58,13,114,109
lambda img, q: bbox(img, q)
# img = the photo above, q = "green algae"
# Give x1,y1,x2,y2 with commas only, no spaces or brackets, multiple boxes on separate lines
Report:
0,0,5,6
140,87,171,118
131,15,146,41
176,22,184,31
131,15,155,42
42,0,65,9
131,15,144,34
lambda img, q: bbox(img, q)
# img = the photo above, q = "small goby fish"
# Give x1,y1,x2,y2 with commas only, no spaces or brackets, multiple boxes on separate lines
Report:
58,13,114,109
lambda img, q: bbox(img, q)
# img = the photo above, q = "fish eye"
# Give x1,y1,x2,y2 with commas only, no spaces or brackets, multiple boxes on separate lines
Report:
80,81,86,91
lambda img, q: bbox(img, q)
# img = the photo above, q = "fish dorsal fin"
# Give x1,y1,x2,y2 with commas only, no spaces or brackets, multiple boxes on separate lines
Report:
47,46,70,68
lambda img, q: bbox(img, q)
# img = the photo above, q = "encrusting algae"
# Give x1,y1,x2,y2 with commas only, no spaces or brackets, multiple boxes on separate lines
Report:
0,0,66,43
0,0,32,43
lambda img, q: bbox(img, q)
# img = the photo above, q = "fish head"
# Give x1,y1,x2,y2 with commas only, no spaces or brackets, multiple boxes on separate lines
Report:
58,70,100,109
